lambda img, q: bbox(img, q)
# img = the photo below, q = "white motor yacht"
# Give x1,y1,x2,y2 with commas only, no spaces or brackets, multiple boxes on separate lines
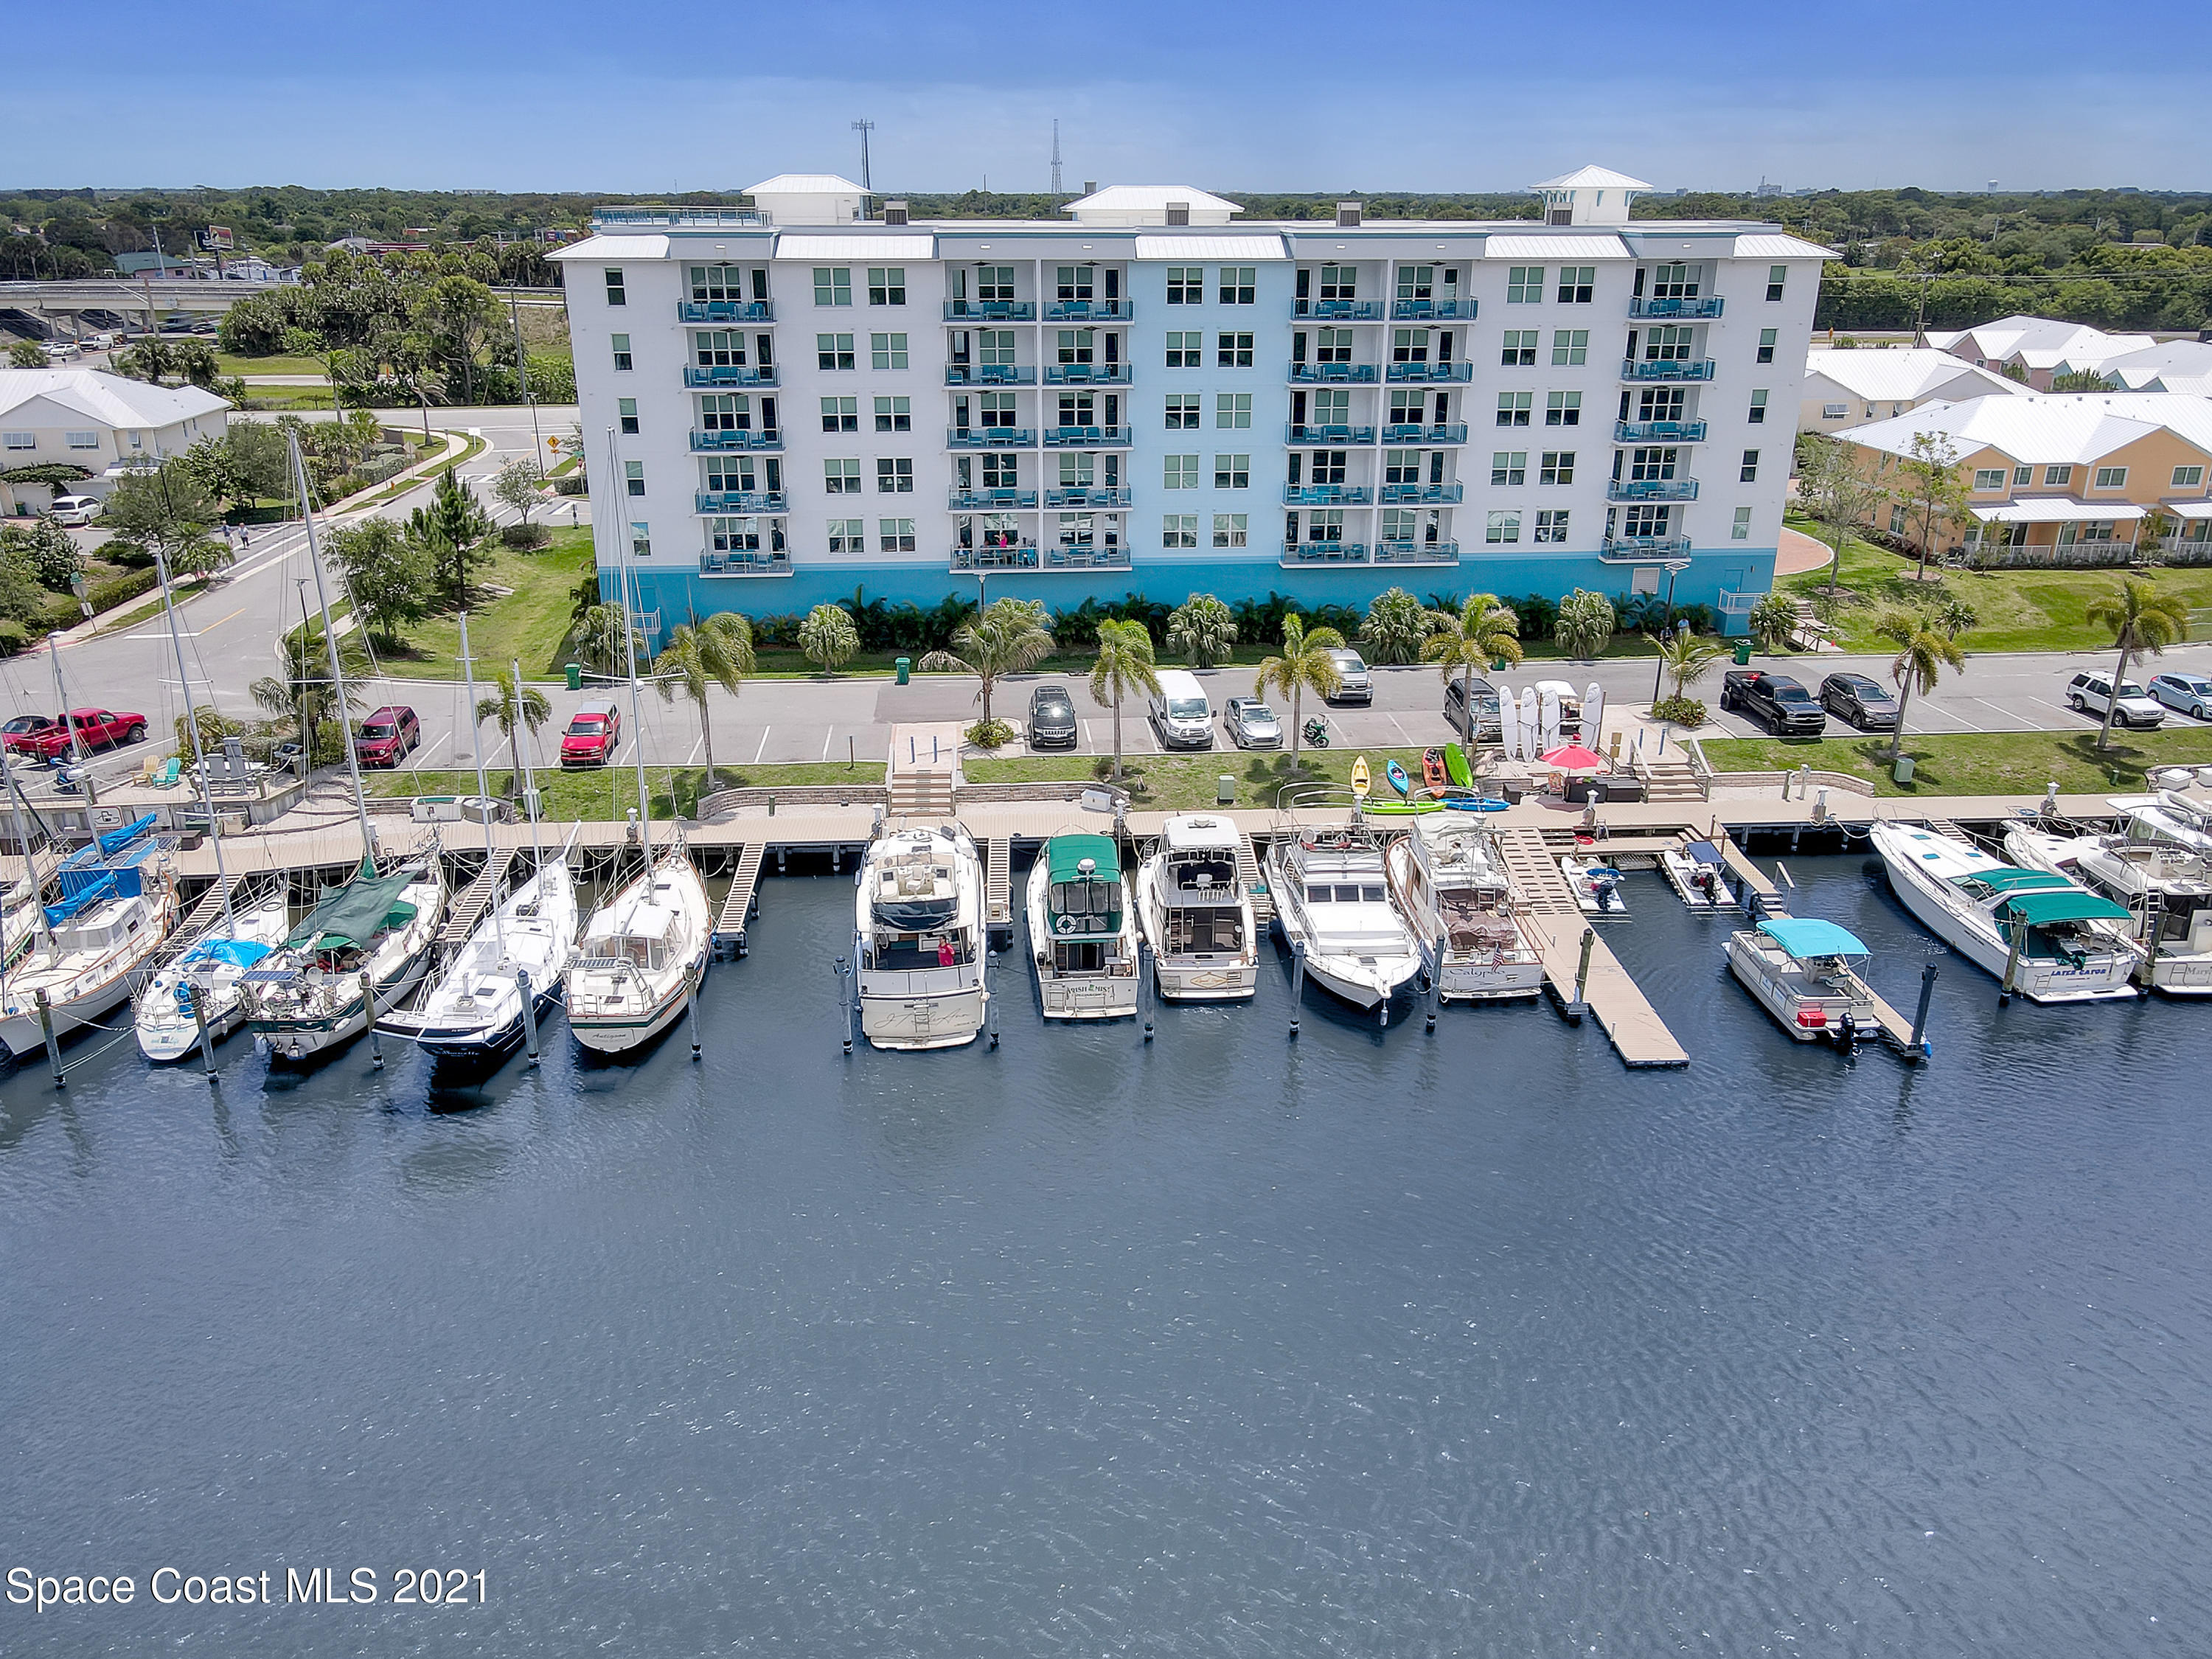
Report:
1026,831,1139,1020
566,850,710,1055
855,824,988,1050
1871,820,2137,1003
1135,814,1256,1001
1383,815,1543,1001
1263,824,1425,1012
0,817,176,1059
2003,794,2212,995
1726,916,1886,1044
136,888,291,1061
243,859,446,1062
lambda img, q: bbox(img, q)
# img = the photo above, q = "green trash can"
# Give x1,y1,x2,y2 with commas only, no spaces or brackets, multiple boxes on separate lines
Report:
1733,640,1753,666
1217,774,1235,805
1892,754,1916,785
565,661,582,691
894,656,911,685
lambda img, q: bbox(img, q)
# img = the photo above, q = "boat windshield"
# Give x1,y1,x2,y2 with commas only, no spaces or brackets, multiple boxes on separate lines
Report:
874,894,959,931
1166,855,1236,893
1308,883,1387,904
1050,877,1119,927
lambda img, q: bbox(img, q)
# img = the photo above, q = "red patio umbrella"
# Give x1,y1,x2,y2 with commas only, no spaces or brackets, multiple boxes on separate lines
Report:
1539,742,1607,773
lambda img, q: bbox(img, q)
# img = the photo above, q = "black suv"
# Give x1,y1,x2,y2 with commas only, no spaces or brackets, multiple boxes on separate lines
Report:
1441,676,1501,742
1818,672,1899,730
1027,684,1079,749
1720,669,1828,736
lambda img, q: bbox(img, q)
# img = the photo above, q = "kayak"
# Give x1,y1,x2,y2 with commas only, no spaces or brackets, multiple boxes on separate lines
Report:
1385,759,1411,799
1444,743,1473,787
1422,748,1449,791
1351,754,1371,800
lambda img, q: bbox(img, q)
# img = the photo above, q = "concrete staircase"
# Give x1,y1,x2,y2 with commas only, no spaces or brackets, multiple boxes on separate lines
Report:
1639,755,1708,804
885,723,962,820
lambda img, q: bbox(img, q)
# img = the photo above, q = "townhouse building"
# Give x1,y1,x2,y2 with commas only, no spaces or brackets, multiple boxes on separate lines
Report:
554,166,1828,639
0,367,230,516
1798,346,2021,433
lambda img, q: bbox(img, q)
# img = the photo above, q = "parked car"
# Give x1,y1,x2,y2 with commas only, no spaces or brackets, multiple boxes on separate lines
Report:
1818,672,1899,730
1531,679,1585,739
1323,647,1371,704
1441,675,1501,742
49,495,102,526
4,708,147,761
41,340,79,361
1148,669,1214,750
2148,672,2212,720
1720,670,1827,736
353,705,421,767
559,700,622,768
1222,697,1282,749
0,715,61,755
2066,672,2165,729
1026,684,1078,750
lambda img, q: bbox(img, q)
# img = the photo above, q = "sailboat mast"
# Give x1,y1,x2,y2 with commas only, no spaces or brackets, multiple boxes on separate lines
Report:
288,431,376,865
511,657,545,874
605,428,654,869
153,547,236,936
457,613,503,953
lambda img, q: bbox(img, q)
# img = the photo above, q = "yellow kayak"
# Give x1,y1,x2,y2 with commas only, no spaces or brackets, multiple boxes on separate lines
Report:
1350,754,1371,800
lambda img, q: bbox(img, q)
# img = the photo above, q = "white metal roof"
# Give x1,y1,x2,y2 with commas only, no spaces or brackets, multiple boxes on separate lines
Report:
1925,314,2156,372
550,234,669,261
1482,233,1631,260
1733,232,1835,260
2168,501,2212,520
1804,347,2023,403
1067,184,1242,213
774,233,935,260
746,173,863,195
1837,391,2212,466
1972,498,2147,524
1131,233,1287,260
0,367,230,428
1532,165,1652,192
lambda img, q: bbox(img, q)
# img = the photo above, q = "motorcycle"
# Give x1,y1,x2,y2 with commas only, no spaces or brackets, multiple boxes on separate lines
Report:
1301,717,1331,748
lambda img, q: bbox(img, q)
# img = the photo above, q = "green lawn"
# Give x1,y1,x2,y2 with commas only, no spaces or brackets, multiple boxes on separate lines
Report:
1780,515,2212,654
1703,728,2212,798
371,529,594,681
369,759,881,821
215,352,330,378
237,385,336,411
966,744,1438,813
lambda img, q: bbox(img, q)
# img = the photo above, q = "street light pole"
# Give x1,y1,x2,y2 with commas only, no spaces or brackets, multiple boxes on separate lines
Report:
1649,558,1688,704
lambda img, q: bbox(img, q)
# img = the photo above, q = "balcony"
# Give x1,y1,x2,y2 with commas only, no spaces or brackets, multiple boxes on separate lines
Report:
1043,299,1132,321
1599,536,1694,562
1045,486,1133,508
678,299,774,323
1390,298,1478,320
1606,479,1700,503
1284,484,1372,506
946,364,1037,386
951,544,1133,572
1044,363,1132,386
1387,361,1475,383
1289,361,1380,384
690,428,783,452
1043,425,1133,448
1278,541,1371,566
1379,482,1462,504
1382,422,1468,445
1293,299,1385,321
1287,423,1375,445
1630,295,1724,319
952,544,1039,570
944,299,1035,321
683,365,777,388
946,426,1033,448
948,487,1037,510
699,550,792,577
1374,540,1461,564
695,490,788,513
595,205,766,228
1613,419,1708,444
1621,358,1717,381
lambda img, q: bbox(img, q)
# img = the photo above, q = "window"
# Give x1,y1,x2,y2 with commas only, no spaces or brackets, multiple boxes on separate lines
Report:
1162,514,1199,549
1395,265,1435,302
1972,468,2008,491
817,332,855,370
629,521,650,557
1506,266,1543,304
1383,451,1423,484
979,330,1018,368
1055,264,1095,302
821,396,858,433
1625,504,1672,538
1501,330,1540,367
1,432,32,451
1213,267,1255,305
1747,389,1769,425
1317,265,1357,299
1214,454,1250,490
1491,451,1527,487
2008,465,2030,485
1497,391,1531,427
1166,330,1203,367
1165,393,1201,430
1545,391,1582,427
1485,510,1523,545
978,392,1018,428
1555,266,1594,304
878,517,917,552
869,332,908,370
603,268,625,306
1394,328,1431,364
1890,504,1907,535
1164,454,1199,489
827,518,865,553
1166,266,1201,305
867,267,905,305
1643,324,1694,363
1740,449,1760,483
975,265,1015,302
874,395,911,433
1389,391,1429,425
1313,327,1354,364
1054,452,1091,487
1534,509,1570,543
64,431,100,450
2094,466,2128,490
617,397,639,435
1217,392,1252,428
687,264,751,302
1217,331,1254,368
824,459,861,494
624,460,645,498
1550,329,1588,366
1295,509,1346,543
1310,389,1351,426
708,517,777,553
1766,264,1787,302
1756,328,1777,365
1649,262,1699,301
813,267,852,307
2177,465,2207,488
982,453,1020,487
1305,449,1348,484
1056,329,1095,365
611,334,632,371
1212,512,1248,548
876,458,914,493
2044,465,2073,487
1821,403,1849,420
693,330,747,367
1540,451,1575,485
699,393,751,432
1381,508,1434,543
1733,506,1753,541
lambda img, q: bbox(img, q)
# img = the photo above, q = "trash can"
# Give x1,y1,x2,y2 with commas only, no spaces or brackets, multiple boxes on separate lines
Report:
1733,641,1753,666
895,656,911,685
565,661,582,691
1892,754,1916,785
1217,774,1235,805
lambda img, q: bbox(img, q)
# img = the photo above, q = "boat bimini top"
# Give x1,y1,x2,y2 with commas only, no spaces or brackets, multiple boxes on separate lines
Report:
1756,917,1869,961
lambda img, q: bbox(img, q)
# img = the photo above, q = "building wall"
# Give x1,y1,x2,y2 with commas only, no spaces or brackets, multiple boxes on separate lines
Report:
0,398,226,515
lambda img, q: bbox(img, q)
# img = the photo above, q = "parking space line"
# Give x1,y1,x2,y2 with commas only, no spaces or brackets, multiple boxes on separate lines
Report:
821,726,835,760
752,727,771,764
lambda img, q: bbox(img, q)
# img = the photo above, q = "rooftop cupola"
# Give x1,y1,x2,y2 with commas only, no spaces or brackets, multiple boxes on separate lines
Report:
743,173,867,226
1530,165,1650,228
1062,185,1242,228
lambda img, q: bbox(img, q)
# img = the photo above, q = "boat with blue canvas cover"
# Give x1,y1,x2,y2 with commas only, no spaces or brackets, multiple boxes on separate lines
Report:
135,888,291,1060
0,813,175,1058
1726,915,1885,1042
1661,838,1735,912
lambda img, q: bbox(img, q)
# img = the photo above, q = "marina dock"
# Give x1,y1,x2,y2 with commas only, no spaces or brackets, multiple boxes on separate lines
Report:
714,843,764,958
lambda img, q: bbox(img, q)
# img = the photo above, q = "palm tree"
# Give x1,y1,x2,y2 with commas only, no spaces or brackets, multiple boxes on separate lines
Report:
475,668,552,790
1646,629,1731,706
1874,605,1966,762
1359,585,1441,665
2084,577,2191,751
1165,593,1237,668
1253,611,1346,766
574,603,639,675
249,618,372,764
917,597,1054,723
1554,588,1615,658
1088,618,1161,781
653,611,754,783
1424,593,1522,745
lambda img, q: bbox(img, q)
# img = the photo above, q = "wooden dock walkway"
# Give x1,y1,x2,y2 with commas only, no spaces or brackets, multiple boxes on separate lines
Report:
1862,979,1928,1059
1239,834,1272,925
714,843,763,957
984,835,1013,939
437,846,515,949
1493,827,1582,916
1716,835,1781,911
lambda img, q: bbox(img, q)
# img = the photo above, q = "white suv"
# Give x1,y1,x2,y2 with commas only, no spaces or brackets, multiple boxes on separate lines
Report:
2067,671,2166,729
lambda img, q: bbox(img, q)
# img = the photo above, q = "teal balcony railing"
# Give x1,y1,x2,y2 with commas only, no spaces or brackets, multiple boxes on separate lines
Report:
691,429,782,451
1599,536,1692,561
1284,484,1372,506
944,299,1035,321
1389,298,1477,320
1606,479,1700,502
1293,299,1385,320
1386,361,1474,383
1044,363,1132,385
595,205,764,228
1374,540,1461,563
699,550,792,577
683,365,776,387
947,364,1037,385
948,487,1037,510
1613,419,1708,443
1288,362,1379,383
1278,541,1371,566
695,489,787,512
1630,295,1723,319
679,300,774,322
950,544,1040,570
946,426,1032,448
1382,422,1468,444
1379,482,1462,504
1043,425,1133,448
952,544,1133,571
1043,299,1132,321
1287,423,1375,445
1044,486,1133,508
1621,358,1717,381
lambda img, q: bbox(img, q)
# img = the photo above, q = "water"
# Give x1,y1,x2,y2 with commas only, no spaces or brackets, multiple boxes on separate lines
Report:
4,855,2210,1656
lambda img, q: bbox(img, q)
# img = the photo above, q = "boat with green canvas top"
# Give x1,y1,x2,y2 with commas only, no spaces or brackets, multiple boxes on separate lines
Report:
1028,832,1139,1020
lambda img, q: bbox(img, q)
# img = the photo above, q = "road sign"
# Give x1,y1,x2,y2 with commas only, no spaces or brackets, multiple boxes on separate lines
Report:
546,436,562,451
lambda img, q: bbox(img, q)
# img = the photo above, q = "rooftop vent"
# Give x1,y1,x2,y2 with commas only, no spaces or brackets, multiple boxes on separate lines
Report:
1166,201,1190,226
883,200,909,225
1083,181,1096,195
1336,201,1362,228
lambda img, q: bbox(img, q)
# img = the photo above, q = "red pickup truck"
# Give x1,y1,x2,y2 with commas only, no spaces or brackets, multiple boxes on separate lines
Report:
3,708,147,761
559,700,622,768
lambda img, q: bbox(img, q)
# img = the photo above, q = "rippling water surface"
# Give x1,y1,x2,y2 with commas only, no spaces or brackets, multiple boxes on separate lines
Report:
3,855,2209,1656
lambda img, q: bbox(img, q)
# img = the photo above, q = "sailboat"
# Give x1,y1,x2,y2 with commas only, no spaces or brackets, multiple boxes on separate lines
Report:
564,428,711,1056
0,804,176,1059
379,624,579,1060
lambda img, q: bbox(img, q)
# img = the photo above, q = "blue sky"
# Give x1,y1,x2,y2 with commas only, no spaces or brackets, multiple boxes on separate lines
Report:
8,0,2204,193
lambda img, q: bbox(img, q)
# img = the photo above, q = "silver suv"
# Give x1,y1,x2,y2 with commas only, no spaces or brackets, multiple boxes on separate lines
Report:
2067,671,2166,729
1323,647,1371,704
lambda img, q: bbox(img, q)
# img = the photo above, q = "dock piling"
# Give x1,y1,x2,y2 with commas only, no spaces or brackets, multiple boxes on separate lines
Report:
1572,928,1595,1019
1998,925,2024,1006
35,990,63,1087
1140,941,1153,1043
1910,963,1938,1055
518,969,540,1065
187,983,218,1081
837,955,853,1055
686,980,702,1061
1289,941,1305,1038
361,971,383,1069
986,953,998,1049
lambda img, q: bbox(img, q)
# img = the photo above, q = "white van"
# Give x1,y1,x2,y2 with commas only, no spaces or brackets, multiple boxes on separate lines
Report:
1149,669,1213,750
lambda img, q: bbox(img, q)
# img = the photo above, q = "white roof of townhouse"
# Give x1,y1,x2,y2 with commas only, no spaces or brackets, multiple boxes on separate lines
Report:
1804,347,2024,403
2098,339,2212,396
1837,390,2212,465
1063,184,1243,214
1924,314,2157,372
0,367,231,428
